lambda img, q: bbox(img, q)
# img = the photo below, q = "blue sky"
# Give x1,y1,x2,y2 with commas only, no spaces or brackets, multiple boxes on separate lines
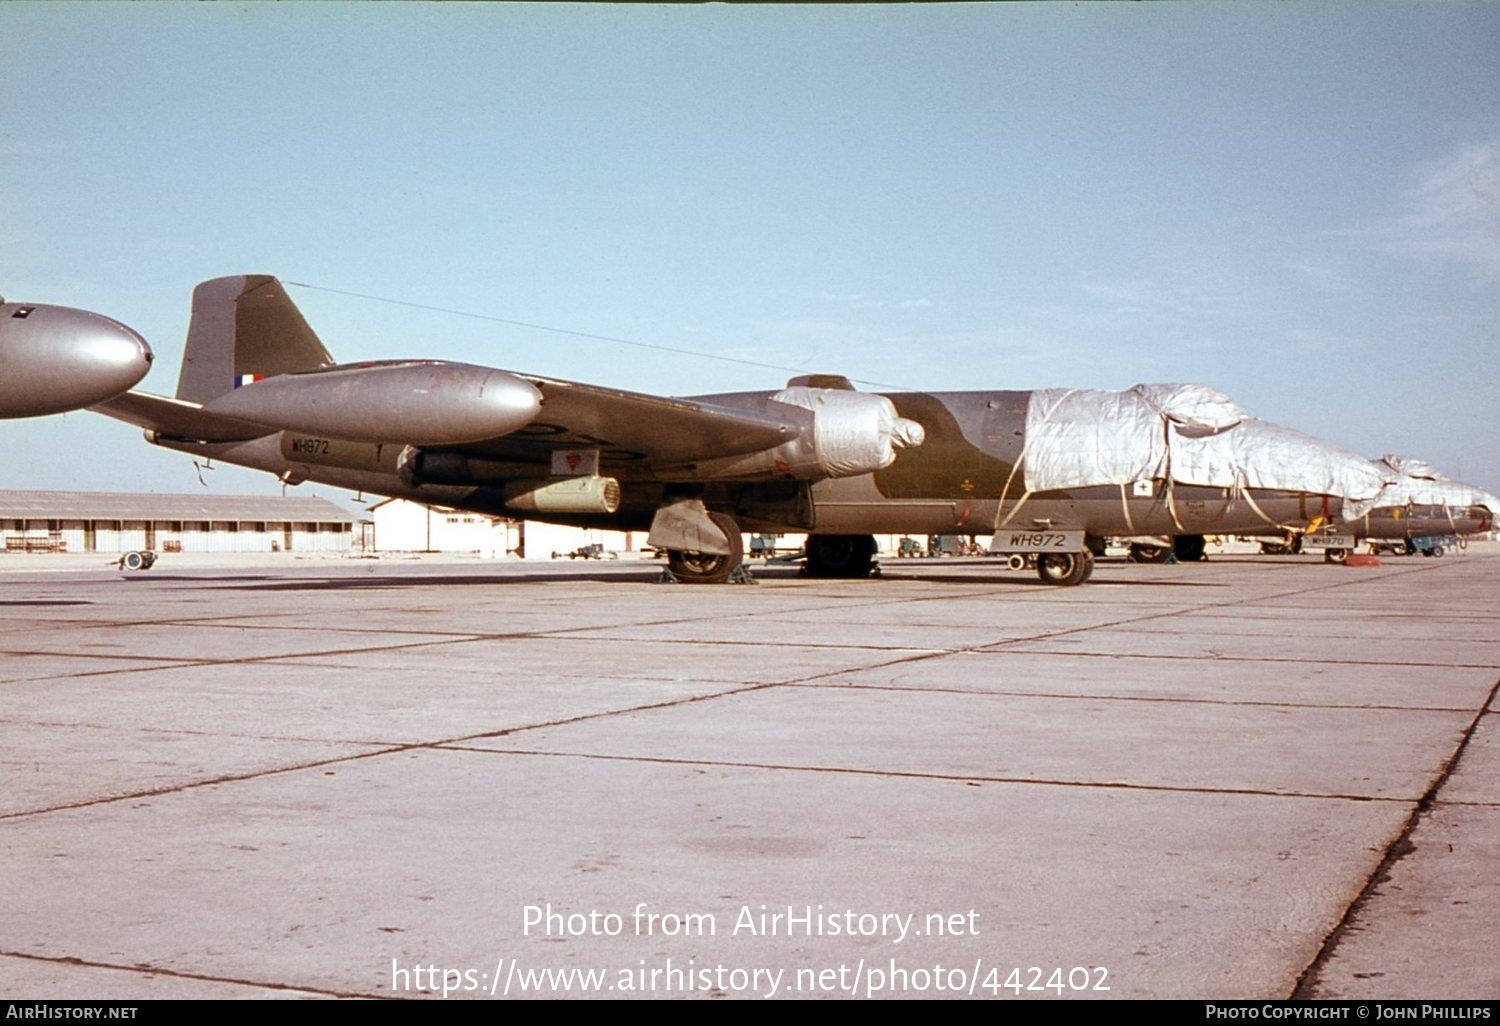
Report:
4,1,1498,504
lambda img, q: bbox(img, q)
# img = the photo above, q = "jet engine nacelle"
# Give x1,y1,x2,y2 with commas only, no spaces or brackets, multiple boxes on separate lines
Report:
775,386,925,477
656,387,925,483
395,446,621,514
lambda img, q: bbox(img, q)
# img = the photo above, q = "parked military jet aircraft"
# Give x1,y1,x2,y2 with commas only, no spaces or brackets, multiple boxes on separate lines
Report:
1359,456,1497,539
1256,455,1496,560
94,275,1402,585
1,298,153,417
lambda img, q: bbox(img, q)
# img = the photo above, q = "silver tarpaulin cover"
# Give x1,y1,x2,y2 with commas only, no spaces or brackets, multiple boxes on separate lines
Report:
1371,455,1500,511
1023,383,1390,517
772,387,924,479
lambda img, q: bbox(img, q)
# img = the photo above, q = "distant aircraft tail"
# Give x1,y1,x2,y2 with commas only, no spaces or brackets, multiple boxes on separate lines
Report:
175,275,334,404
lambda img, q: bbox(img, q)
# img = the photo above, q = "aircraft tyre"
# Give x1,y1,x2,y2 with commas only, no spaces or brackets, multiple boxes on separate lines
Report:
1036,550,1093,586
803,534,877,578
1129,542,1170,563
666,512,744,584
1172,534,1207,562
1324,547,1349,564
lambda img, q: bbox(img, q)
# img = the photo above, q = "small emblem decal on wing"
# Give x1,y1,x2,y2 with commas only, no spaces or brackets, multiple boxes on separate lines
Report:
551,449,600,477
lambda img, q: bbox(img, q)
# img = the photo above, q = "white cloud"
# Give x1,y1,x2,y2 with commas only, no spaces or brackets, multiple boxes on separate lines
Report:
1078,272,1247,323
1389,137,1500,280
812,292,935,313
1277,258,1362,295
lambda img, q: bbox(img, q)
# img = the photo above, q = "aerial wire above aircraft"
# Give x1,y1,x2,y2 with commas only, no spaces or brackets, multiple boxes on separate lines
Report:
90,274,1482,586
1,297,153,418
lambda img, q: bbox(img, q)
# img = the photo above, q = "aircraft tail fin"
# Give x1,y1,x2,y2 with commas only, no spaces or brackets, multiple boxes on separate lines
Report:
175,275,335,404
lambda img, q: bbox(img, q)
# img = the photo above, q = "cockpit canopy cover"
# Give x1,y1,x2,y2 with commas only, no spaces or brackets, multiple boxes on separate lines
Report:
1023,383,1390,517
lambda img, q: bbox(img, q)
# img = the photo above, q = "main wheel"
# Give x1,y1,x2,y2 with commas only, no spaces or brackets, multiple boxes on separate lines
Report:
803,534,877,578
1036,550,1093,586
1172,534,1207,562
1129,542,1170,563
666,512,743,584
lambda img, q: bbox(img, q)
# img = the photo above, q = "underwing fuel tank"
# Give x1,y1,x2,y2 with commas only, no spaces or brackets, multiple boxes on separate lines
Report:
0,302,153,418
201,360,543,445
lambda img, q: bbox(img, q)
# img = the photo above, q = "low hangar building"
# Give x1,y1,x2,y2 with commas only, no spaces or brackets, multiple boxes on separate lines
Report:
0,491,357,555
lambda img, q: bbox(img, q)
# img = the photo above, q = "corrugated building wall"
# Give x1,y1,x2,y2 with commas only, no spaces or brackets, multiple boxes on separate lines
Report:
0,491,357,554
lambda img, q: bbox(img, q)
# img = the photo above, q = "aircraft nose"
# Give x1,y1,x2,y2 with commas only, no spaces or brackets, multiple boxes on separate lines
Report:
68,309,153,383
0,303,153,418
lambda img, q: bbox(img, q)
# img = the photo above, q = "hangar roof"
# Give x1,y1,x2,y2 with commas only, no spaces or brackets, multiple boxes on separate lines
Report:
0,490,359,523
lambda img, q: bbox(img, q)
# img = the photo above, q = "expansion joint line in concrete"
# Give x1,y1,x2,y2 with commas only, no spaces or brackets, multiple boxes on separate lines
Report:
0,949,386,1000
443,745,1421,804
1288,674,1500,999
0,679,788,821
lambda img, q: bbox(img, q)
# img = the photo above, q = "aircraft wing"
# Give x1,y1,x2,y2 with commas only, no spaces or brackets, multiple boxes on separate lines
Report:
447,375,801,466
88,274,921,490
94,376,802,468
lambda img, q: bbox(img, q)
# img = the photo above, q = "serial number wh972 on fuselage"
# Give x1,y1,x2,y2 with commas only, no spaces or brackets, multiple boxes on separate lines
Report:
289,437,331,456
1000,531,1082,552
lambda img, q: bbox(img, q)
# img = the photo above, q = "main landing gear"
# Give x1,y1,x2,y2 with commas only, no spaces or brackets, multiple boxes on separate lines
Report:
1171,534,1207,562
801,534,878,578
1128,542,1171,563
1128,535,1205,564
667,525,1097,587
664,511,745,584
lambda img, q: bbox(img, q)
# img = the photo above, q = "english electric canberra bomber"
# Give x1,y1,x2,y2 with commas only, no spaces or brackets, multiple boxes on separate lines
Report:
93,275,1487,585
1350,456,1496,545
1248,455,1497,561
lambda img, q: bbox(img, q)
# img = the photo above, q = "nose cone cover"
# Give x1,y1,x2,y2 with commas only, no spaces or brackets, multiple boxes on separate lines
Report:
0,304,153,418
